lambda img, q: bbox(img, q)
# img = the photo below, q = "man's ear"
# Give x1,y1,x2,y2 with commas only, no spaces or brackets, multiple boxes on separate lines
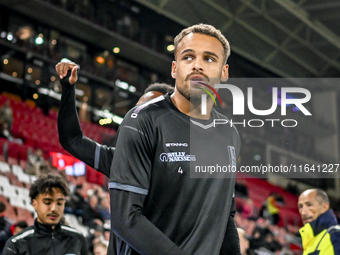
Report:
221,64,229,82
321,202,330,214
32,199,37,211
171,61,177,79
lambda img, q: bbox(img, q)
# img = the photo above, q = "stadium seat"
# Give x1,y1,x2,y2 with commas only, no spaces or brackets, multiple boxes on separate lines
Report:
7,142,21,159
0,161,11,173
0,175,11,188
14,186,30,198
8,194,27,208
18,145,31,161
16,171,31,184
0,182,17,200
12,164,25,177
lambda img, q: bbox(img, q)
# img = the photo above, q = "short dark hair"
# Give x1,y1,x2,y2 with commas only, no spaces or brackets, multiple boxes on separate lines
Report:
15,220,28,229
144,83,174,95
174,23,230,63
314,189,329,204
0,201,6,213
29,173,70,202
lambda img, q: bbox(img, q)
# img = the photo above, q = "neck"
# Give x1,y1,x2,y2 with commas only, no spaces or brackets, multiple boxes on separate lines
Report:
170,90,214,120
37,218,56,230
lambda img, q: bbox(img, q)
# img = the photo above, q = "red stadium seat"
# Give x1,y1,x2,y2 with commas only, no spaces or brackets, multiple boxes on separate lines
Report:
7,142,21,159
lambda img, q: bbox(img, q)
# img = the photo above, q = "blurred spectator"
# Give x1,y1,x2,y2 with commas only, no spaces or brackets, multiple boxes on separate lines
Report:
81,194,104,228
263,231,282,252
250,218,271,250
0,202,12,255
65,184,86,217
242,198,257,221
0,123,12,141
27,148,49,175
285,182,299,196
0,101,13,131
93,242,108,255
0,122,23,144
87,221,107,255
10,221,28,236
98,196,110,222
91,186,107,200
237,228,256,255
260,193,281,225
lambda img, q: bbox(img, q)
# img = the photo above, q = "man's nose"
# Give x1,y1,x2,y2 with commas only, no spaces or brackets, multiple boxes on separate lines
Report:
50,202,57,211
192,58,203,72
300,205,308,216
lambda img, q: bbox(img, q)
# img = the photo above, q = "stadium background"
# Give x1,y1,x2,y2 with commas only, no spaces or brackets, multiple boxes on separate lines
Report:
0,0,339,254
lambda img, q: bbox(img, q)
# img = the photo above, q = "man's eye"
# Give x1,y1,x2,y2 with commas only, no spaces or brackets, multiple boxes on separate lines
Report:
44,202,51,205
184,56,194,61
205,57,215,62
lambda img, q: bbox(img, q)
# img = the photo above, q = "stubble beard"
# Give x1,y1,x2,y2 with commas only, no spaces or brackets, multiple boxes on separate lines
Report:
177,82,205,104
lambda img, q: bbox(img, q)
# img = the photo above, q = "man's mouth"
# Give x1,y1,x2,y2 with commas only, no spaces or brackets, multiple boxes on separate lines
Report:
189,75,206,83
303,217,312,223
186,72,210,83
48,214,59,220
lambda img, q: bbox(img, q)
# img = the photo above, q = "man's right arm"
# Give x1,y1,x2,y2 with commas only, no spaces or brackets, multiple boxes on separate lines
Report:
56,62,113,177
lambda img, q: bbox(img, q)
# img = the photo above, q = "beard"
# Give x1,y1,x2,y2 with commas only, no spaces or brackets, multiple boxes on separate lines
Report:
177,82,205,103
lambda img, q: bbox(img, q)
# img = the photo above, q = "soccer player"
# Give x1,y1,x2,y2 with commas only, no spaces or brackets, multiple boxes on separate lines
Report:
57,23,241,254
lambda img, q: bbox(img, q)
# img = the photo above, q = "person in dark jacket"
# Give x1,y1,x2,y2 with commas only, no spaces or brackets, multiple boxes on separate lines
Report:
3,173,88,255
0,202,12,255
56,23,241,255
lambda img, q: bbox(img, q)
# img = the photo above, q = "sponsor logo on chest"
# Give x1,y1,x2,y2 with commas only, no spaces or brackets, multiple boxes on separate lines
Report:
159,152,196,162
165,143,188,147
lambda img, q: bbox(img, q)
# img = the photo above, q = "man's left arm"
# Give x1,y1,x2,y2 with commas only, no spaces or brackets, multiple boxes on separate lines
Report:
220,197,241,255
